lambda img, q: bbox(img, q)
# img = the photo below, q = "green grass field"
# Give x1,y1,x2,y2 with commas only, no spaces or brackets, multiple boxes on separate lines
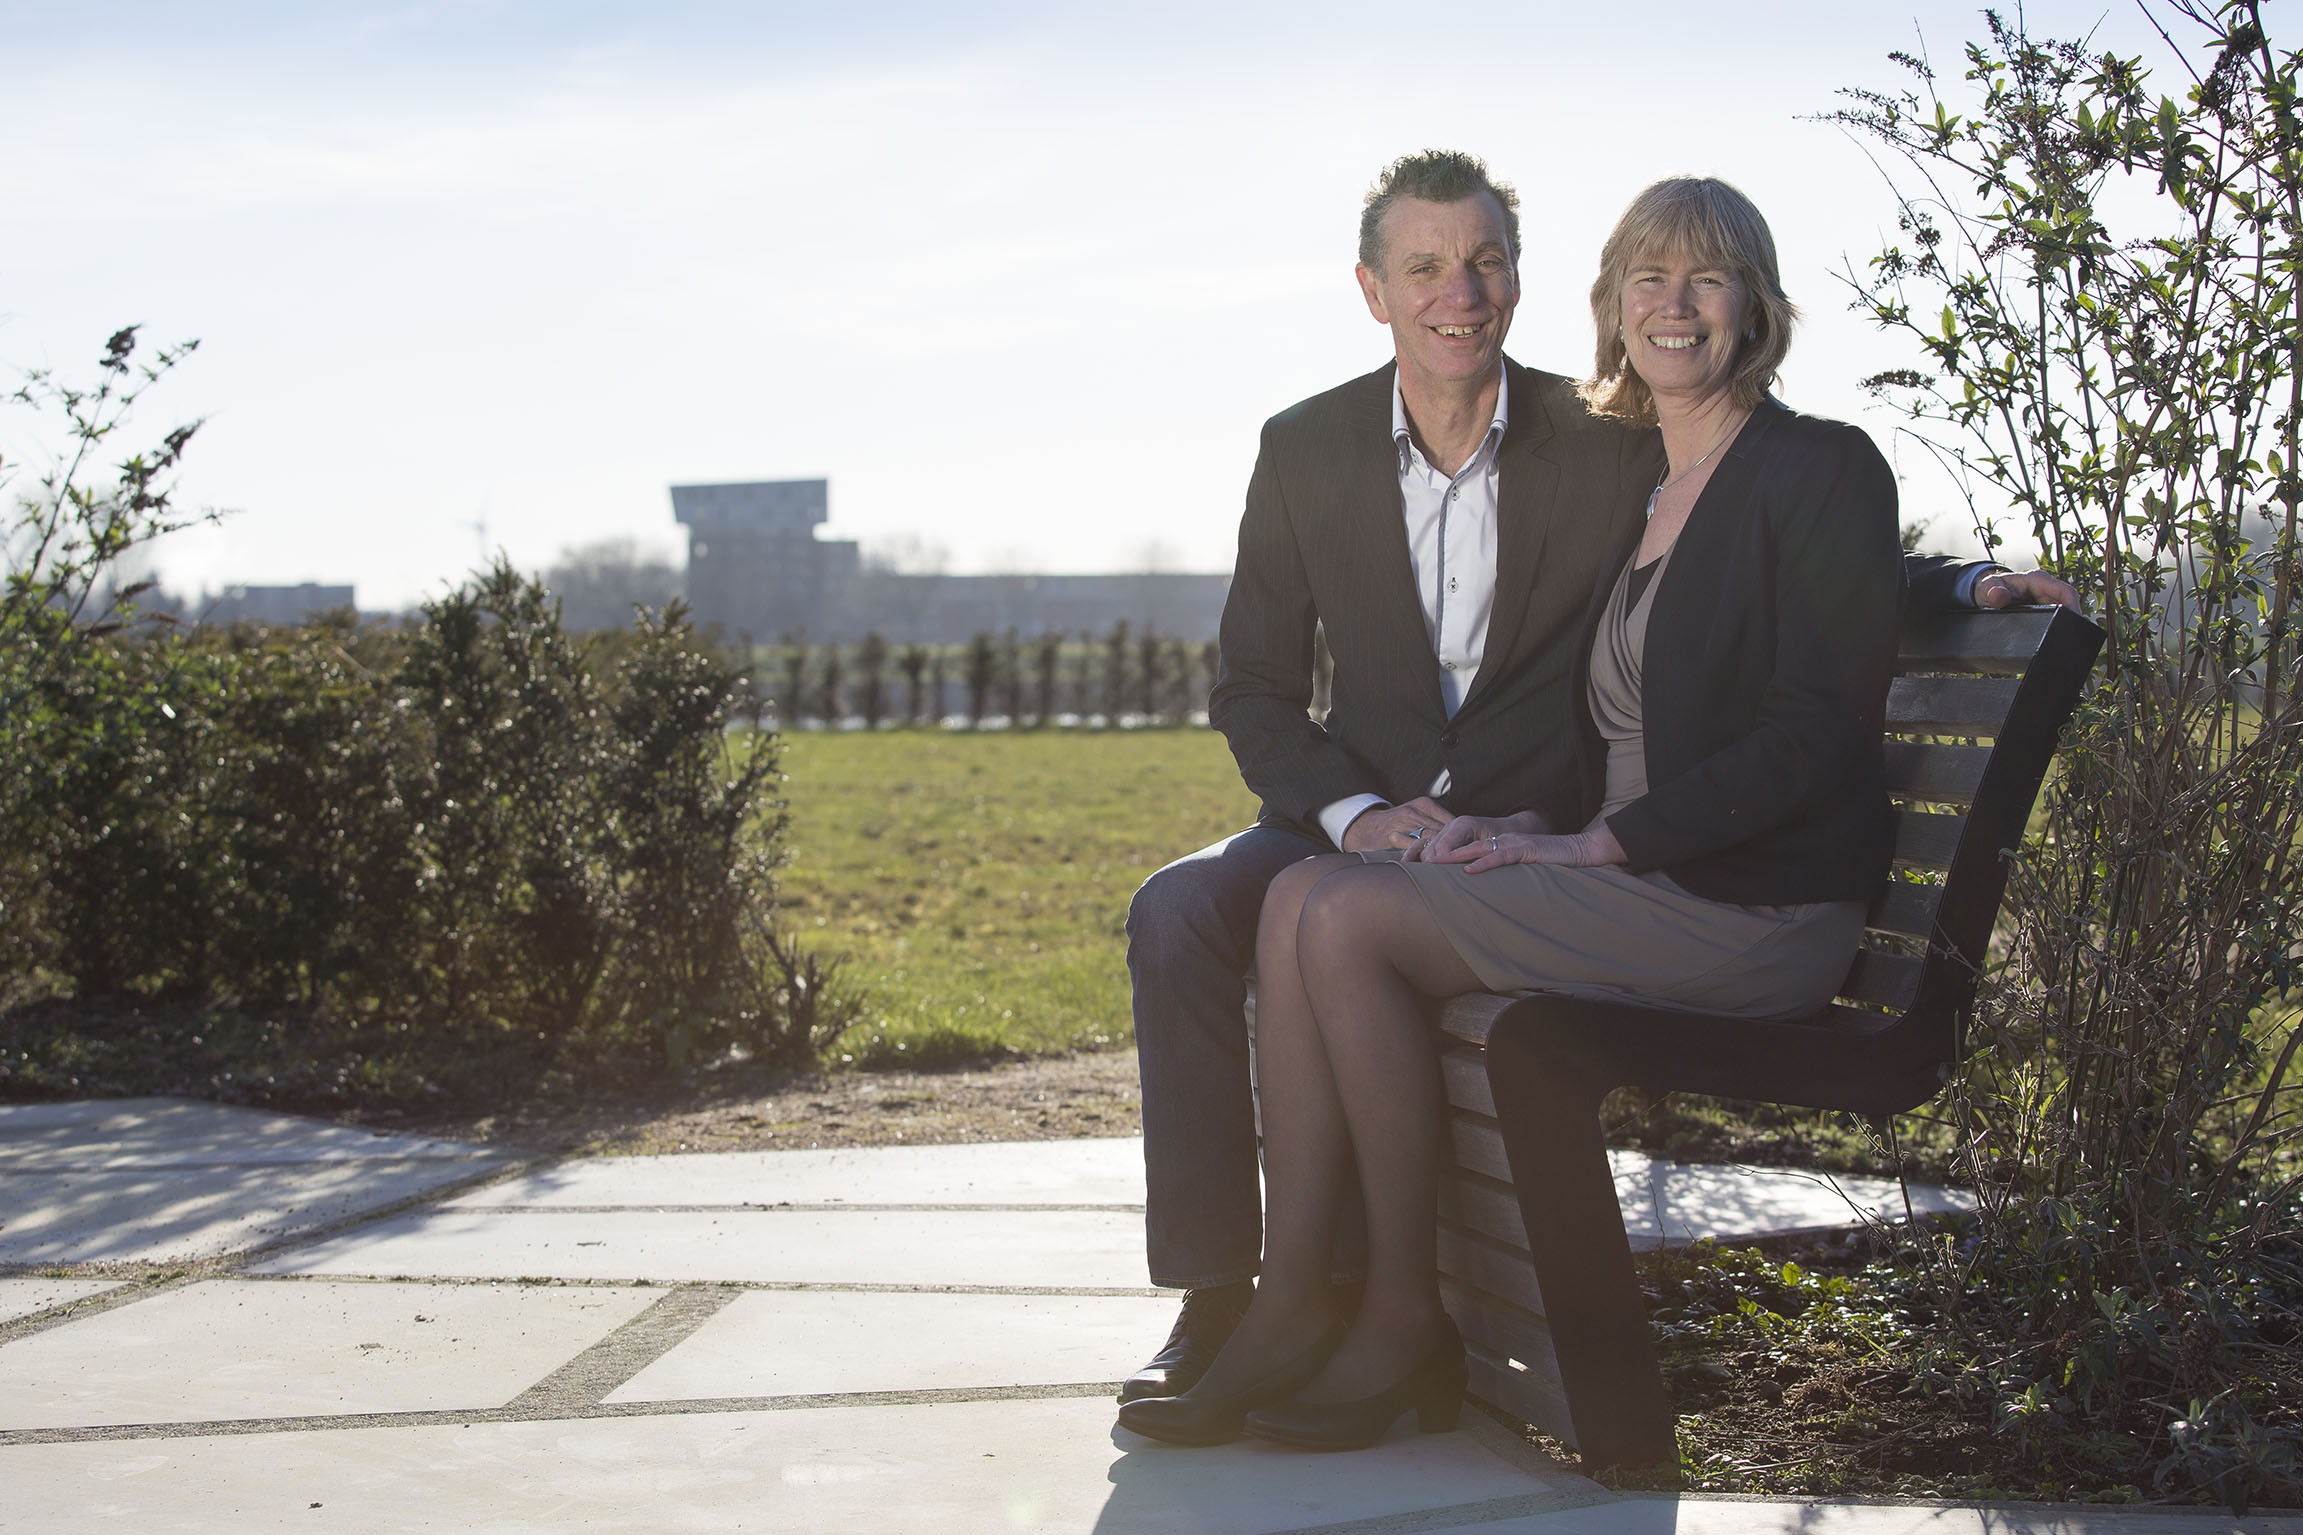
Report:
772,729,1258,1065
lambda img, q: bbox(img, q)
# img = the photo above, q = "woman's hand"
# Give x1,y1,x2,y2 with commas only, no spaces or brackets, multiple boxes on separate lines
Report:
1413,811,1550,863
1430,822,1627,874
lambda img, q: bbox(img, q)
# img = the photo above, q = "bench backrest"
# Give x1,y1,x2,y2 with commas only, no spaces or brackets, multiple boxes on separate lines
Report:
1825,605,2103,1064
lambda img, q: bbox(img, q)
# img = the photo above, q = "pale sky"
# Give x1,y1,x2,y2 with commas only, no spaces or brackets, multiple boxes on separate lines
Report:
4,1,2161,610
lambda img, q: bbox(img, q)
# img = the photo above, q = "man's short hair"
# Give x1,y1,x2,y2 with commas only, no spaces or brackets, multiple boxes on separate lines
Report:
1358,150,1522,274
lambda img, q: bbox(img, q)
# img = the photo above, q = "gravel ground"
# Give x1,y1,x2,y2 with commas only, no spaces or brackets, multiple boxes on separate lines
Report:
383,1048,1146,1156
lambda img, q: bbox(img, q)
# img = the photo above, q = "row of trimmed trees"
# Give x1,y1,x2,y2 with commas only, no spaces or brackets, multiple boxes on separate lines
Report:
764,623,1323,729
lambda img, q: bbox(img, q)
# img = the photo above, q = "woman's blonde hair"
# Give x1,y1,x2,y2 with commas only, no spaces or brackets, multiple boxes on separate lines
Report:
1580,176,1798,423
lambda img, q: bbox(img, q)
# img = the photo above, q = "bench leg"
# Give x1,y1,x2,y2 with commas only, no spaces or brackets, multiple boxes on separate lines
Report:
1486,1023,1676,1469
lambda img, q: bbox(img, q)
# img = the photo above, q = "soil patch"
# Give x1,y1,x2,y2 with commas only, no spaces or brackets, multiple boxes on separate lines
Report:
370,1048,1144,1157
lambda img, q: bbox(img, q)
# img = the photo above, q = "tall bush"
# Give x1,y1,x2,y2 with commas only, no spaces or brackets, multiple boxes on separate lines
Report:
1839,0,2301,1500
2,336,851,1095
1,329,211,995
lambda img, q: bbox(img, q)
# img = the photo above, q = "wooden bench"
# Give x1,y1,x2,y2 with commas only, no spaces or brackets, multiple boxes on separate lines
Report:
1428,604,2103,1467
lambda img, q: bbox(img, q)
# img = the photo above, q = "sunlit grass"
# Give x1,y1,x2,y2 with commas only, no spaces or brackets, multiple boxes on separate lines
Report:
772,728,1258,1064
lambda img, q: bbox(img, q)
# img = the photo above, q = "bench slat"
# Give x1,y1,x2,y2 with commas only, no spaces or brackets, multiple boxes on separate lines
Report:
1441,1276,1562,1387
1442,1041,1498,1116
1449,1111,1514,1184
1893,809,1965,869
1440,993,1513,1049
1439,1222,1542,1312
1439,1168,1531,1250
1465,1341,1576,1446
1866,879,1944,937
1882,740,1993,805
1836,949,1924,1011
1886,675,2022,735
1897,607,2059,674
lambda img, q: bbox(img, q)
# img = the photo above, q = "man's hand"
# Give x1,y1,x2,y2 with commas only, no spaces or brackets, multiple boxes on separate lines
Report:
1416,811,1549,863
1341,796,1452,854
1977,568,2082,610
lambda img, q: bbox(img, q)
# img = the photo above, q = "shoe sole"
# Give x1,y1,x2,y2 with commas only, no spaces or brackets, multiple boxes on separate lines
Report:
1240,1419,1388,1452
1113,1411,1243,1447
1114,1377,1199,1406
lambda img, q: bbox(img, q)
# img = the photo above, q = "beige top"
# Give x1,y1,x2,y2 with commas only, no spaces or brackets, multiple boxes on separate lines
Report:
1589,543,1676,822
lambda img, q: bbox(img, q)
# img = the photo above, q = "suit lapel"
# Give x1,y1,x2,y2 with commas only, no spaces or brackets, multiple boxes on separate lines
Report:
1460,362,1558,715
1332,365,1445,717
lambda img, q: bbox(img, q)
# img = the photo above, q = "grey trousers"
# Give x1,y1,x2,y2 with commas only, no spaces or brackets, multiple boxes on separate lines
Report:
1127,822,1358,1290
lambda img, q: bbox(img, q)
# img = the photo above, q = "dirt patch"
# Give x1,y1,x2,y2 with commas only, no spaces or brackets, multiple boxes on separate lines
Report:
372,1048,1144,1157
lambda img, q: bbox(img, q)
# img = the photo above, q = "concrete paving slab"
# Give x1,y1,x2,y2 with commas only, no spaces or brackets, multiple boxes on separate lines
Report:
0,1096,508,1266
0,1098,501,1169
0,1278,124,1325
449,1136,1146,1209
608,1290,1179,1402
1612,1152,1975,1249
0,1395,1578,1532
441,1138,1968,1248
251,1207,1150,1288
0,1279,661,1430
1451,1494,2303,1534
0,1161,515,1266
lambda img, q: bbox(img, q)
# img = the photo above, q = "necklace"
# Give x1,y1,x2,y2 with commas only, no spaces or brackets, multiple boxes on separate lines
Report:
1653,411,1746,498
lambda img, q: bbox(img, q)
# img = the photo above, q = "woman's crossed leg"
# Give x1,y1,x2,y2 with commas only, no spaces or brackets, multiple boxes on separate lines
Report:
1191,853,1485,1406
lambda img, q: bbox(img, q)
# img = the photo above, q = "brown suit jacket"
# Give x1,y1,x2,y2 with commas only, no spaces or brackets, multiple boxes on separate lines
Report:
1208,358,1661,840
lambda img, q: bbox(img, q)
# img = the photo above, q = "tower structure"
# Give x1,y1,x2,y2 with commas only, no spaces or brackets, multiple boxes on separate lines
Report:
670,479,858,640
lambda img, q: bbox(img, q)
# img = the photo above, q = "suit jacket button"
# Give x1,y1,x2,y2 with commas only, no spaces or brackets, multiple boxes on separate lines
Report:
1439,730,1459,748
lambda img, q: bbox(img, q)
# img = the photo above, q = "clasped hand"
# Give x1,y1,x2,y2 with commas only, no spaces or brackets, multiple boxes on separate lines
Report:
1409,812,1627,873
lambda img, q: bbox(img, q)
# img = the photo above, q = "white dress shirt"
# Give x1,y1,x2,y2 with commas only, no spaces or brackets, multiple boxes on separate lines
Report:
1317,369,1508,848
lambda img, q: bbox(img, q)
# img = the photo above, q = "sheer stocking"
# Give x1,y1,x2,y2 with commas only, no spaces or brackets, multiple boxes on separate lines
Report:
1186,856,1483,1406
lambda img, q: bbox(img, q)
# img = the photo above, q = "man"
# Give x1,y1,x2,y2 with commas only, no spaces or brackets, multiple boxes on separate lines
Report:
1120,150,2072,1404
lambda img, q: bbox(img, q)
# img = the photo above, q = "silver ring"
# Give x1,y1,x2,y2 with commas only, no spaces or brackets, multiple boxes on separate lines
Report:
1490,836,1500,852
1407,828,1424,840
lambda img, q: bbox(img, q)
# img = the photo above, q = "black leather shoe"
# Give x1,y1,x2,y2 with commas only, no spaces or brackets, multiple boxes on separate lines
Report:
1243,1319,1466,1452
1115,1319,1344,1446
1116,1282,1253,1405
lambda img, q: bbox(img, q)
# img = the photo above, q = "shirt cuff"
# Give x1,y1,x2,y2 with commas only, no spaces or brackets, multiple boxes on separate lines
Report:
1319,794,1388,850
1954,562,2008,608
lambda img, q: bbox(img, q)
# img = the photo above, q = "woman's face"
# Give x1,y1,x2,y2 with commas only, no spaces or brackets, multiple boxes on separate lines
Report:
1618,249,1752,410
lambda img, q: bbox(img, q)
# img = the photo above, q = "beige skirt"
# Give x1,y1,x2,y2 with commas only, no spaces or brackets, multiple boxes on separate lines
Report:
1362,851,1864,1021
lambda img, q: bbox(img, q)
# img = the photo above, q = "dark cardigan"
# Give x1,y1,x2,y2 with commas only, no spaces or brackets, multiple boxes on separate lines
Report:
1593,399,1903,906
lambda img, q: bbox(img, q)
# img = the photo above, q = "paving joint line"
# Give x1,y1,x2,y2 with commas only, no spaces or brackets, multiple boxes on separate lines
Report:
0,1379,1125,1447
0,1159,499,1175
441,1202,1146,1214
503,1284,741,1414
226,1275,1174,1298
1264,1487,1622,1534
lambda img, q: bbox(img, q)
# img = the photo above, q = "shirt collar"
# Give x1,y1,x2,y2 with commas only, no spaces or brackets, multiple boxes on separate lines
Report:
1393,365,1510,476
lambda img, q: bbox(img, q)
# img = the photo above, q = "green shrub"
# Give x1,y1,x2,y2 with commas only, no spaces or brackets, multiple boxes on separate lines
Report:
1838,1,2303,1504
2,333,854,1103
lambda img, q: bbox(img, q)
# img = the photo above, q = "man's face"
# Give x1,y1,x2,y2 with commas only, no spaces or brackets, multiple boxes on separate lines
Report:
1355,192,1519,393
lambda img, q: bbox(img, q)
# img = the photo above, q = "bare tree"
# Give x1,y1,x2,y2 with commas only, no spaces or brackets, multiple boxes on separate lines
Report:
815,644,845,726
1136,625,1165,722
1032,630,1065,727
998,628,1026,723
777,632,809,727
897,643,931,727
964,632,997,727
1102,620,1131,722
854,633,890,728
542,538,682,632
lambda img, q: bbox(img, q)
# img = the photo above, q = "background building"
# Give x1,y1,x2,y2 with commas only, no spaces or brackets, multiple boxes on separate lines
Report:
201,584,359,626
671,479,1229,642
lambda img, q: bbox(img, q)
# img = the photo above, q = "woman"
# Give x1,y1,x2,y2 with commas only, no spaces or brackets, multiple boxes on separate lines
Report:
1116,176,1902,1451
